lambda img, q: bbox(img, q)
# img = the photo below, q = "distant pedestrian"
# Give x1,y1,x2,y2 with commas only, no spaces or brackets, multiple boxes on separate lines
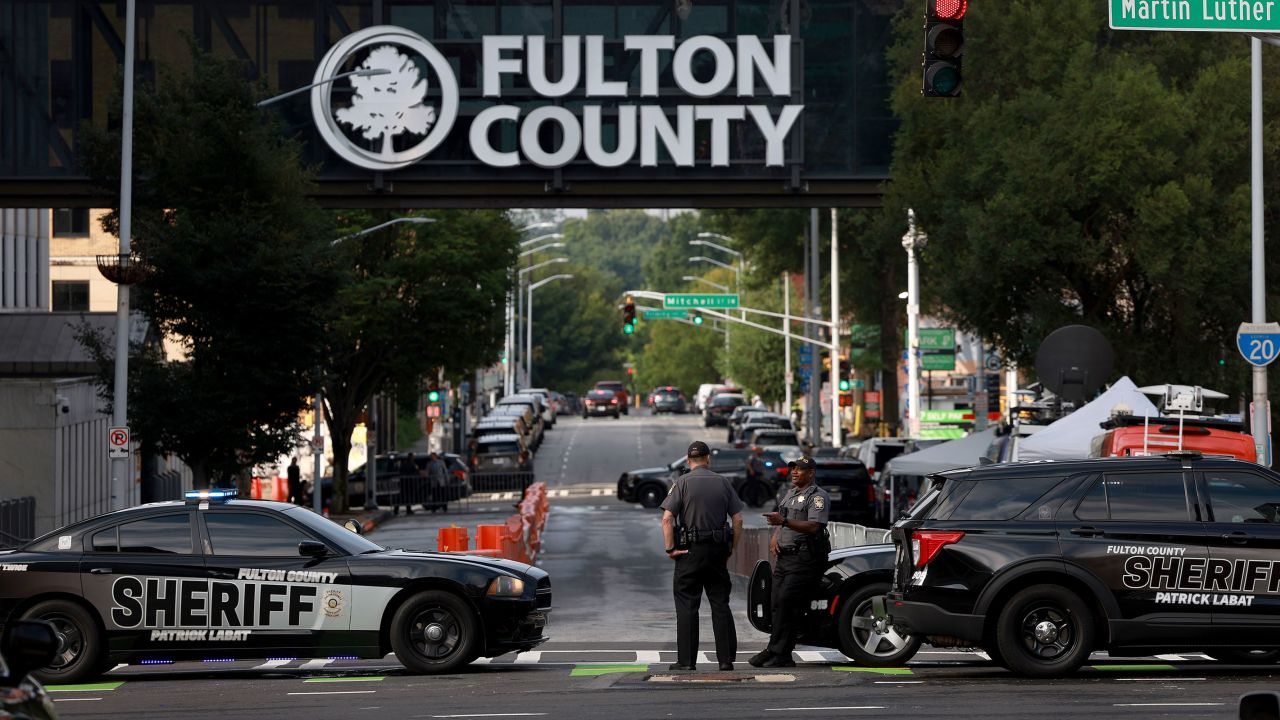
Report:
286,457,302,505
661,441,744,672
395,452,418,516
750,456,830,668
424,452,448,512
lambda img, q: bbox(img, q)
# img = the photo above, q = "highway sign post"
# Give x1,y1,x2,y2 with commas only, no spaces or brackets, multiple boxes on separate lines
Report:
663,294,740,309
1238,322,1280,367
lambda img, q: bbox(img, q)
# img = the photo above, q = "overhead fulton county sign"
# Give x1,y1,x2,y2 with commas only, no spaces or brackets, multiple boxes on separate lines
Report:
1110,0,1280,31
312,26,803,172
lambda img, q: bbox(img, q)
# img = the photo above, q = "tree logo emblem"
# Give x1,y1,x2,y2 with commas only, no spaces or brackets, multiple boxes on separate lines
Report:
311,26,459,172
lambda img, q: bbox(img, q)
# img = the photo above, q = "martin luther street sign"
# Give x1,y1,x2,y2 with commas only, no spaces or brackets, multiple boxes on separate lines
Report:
1111,0,1280,32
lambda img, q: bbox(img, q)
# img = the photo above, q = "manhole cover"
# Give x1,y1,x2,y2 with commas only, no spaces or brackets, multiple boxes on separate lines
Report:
648,673,796,684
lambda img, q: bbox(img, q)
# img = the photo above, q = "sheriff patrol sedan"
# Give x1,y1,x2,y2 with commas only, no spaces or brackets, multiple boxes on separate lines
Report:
0,490,550,683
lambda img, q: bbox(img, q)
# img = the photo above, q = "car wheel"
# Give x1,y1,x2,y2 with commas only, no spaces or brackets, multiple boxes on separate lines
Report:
638,484,665,509
390,590,479,674
995,584,1093,678
837,583,922,667
1206,649,1280,664
22,599,106,684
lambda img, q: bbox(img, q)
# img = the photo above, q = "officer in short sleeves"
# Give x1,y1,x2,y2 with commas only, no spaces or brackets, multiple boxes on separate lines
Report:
750,455,831,667
661,441,745,672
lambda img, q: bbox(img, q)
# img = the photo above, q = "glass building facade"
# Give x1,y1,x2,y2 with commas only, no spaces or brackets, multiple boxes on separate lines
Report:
0,0,900,207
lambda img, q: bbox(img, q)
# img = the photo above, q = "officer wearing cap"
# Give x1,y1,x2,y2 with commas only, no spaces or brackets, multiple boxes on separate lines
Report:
661,440,744,672
750,455,830,668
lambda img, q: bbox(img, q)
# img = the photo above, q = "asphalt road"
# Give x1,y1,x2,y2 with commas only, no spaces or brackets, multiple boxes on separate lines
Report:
59,412,1278,719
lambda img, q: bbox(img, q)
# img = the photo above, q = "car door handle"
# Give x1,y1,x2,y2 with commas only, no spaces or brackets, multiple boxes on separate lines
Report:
1222,531,1253,544
1070,526,1103,537
208,570,237,579
88,567,113,574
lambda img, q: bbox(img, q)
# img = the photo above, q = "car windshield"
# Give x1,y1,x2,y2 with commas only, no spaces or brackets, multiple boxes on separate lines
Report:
283,506,384,555
479,442,521,454
587,391,614,400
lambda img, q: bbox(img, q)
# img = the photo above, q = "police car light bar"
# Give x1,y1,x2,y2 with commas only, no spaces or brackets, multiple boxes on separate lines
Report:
184,489,238,502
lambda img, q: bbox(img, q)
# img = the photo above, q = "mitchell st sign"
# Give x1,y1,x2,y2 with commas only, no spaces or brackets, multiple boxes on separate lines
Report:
312,26,802,173
1111,0,1280,31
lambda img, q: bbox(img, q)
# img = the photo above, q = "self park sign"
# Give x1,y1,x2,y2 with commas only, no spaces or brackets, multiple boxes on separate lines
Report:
1111,0,1280,32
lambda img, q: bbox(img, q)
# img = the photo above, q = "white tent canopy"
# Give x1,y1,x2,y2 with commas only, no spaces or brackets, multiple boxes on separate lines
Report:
1016,376,1159,461
884,428,998,477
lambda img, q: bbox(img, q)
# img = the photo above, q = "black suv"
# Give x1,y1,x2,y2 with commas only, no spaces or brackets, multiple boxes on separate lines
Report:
887,453,1280,677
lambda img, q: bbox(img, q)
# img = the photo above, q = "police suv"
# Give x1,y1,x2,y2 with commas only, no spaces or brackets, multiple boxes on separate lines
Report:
0,490,551,683
887,453,1280,677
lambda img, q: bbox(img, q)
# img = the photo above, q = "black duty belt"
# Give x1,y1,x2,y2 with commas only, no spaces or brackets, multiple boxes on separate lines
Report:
776,545,802,555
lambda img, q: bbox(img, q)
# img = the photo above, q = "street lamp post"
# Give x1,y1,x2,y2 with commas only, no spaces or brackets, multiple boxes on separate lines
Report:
681,275,729,293
513,233,564,389
527,274,574,387
902,210,927,439
257,68,390,108
518,257,569,387
329,217,435,513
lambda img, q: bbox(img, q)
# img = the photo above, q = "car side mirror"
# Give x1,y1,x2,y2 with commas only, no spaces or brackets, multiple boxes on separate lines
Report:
343,519,363,535
2,620,59,682
1241,692,1280,720
298,540,329,557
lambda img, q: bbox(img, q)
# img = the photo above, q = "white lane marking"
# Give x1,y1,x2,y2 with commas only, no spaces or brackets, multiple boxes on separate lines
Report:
875,681,924,684
1113,678,1207,681
1113,703,1225,707
512,651,542,664
590,489,604,496
299,658,334,670
253,659,294,670
762,702,885,707
53,698,103,702
428,715,549,718
636,651,661,663
288,690,377,695
1155,654,1189,661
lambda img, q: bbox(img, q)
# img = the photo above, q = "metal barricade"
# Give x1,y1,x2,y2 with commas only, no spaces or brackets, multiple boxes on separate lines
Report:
0,497,36,549
453,472,535,512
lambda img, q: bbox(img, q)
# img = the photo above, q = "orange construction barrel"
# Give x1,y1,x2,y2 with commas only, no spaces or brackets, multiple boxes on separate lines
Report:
437,526,469,553
475,524,504,552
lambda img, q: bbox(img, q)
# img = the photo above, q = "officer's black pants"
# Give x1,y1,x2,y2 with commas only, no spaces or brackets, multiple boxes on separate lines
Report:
767,552,825,656
672,542,736,666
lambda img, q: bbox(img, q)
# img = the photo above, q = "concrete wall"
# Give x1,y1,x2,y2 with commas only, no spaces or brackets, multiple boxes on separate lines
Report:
0,209,50,311
0,377,138,536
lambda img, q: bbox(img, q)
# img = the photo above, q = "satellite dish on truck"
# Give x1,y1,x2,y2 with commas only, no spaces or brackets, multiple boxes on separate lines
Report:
1035,325,1114,407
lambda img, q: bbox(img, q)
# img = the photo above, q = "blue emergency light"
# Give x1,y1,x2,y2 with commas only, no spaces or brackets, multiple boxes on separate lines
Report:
184,489,238,503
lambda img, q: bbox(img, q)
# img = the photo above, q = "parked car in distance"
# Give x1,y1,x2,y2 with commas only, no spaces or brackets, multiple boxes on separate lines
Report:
472,433,533,474
694,383,729,413
704,393,746,427
1091,414,1256,461
583,388,621,419
813,459,876,525
594,380,630,414
650,386,687,414
744,428,802,448
617,455,688,508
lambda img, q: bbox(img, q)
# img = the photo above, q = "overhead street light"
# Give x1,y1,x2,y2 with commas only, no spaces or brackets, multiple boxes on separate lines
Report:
331,217,436,246
519,221,559,233
682,275,730,293
519,241,565,258
257,68,390,108
692,234,744,261
519,256,569,277
520,232,564,247
527,274,574,387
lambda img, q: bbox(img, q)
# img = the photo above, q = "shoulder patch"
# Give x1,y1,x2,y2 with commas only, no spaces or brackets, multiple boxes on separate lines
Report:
814,495,825,510
667,484,676,496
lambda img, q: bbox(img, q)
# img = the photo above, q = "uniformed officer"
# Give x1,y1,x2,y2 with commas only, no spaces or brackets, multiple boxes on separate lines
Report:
661,440,745,672
750,455,831,668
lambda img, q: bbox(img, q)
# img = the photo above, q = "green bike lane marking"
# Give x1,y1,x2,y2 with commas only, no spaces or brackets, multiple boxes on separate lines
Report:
571,664,650,677
47,681,126,692
302,676,386,682
832,667,914,675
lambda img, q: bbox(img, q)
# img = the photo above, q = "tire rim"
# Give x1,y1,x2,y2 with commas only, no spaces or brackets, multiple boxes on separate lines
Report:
39,612,85,670
408,606,462,661
641,488,660,506
850,598,911,657
1018,604,1074,661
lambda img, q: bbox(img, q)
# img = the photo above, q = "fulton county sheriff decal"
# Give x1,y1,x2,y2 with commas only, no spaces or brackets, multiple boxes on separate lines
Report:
1111,545,1280,605
110,575,344,632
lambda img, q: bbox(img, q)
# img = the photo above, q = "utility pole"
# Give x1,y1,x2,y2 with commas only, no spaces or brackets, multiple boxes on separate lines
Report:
808,208,821,445
784,272,793,415
903,209,927,439
829,208,841,448
110,0,138,507
1251,37,1271,466
312,390,324,515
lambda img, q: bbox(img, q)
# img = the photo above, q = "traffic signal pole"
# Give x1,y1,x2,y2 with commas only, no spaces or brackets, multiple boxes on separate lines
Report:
1251,37,1271,466
830,208,841,448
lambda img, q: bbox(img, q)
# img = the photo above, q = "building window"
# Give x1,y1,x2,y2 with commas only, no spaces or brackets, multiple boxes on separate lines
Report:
52,281,89,312
52,208,90,236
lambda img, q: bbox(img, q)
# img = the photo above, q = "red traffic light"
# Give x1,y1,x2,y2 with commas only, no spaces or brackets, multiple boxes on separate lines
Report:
930,0,967,19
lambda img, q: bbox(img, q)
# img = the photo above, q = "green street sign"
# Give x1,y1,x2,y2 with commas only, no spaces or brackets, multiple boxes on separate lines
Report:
917,328,956,351
643,309,690,320
921,353,956,371
1110,0,1280,31
663,294,740,309
851,379,866,389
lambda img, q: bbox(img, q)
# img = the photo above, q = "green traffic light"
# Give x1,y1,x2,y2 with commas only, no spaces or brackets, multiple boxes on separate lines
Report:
623,324,635,335
1219,358,1227,366
838,379,851,392
692,315,704,326
427,390,441,403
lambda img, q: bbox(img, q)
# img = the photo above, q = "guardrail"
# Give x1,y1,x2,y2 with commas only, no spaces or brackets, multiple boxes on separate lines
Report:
0,497,36,549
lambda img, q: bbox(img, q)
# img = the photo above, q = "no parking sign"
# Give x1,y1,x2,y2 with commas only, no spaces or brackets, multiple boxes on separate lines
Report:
108,426,130,459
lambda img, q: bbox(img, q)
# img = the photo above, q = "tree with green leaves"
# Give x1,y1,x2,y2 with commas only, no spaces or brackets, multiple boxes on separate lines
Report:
885,1,1263,396
79,47,337,488
525,264,627,393
323,210,518,512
